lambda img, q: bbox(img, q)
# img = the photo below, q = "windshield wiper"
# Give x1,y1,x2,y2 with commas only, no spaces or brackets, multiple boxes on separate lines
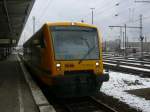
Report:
78,45,95,64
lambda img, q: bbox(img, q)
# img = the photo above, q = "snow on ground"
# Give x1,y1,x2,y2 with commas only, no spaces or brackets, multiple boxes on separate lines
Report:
101,71,150,112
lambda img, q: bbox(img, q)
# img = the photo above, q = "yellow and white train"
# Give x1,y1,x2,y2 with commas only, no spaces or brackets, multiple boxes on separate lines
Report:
23,22,109,97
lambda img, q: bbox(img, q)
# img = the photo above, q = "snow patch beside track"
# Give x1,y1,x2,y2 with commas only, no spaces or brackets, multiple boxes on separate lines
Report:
101,71,150,112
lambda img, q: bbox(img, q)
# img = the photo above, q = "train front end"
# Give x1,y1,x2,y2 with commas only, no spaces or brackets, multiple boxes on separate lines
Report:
48,22,109,97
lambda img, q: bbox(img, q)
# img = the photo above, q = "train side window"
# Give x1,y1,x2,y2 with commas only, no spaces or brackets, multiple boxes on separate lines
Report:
33,39,39,45
32,32,46,48
40,34,46,48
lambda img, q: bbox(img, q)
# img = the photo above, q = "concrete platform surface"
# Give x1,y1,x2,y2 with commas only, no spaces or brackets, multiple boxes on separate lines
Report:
0,54,38,112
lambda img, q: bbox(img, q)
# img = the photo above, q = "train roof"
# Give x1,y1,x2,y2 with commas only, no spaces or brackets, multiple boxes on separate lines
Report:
44,22,97,29
23,22,98,46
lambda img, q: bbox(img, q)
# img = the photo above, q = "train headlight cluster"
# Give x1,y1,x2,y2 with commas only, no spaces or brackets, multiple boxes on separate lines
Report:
95,62,100,73
56,63,61,71
95,62,99,66
56,63,61,67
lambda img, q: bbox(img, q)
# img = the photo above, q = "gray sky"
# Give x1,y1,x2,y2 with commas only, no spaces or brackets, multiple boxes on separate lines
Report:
18,0,150,45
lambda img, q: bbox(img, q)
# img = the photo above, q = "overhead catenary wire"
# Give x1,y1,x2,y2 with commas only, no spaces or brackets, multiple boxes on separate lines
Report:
20,0,150,45
93,0,150,24
78,0,117,19
38,0,54,24
102,0,150,41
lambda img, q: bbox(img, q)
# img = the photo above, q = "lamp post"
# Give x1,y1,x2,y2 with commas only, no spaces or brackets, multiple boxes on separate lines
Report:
90,8,95,24
33,16,35,34
139,14,144,60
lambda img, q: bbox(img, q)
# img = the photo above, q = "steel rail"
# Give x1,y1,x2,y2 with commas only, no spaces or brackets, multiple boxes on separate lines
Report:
90,96,118,112
103,57,150,65
62,97,118,112
103,63,150,77
103,59,150,69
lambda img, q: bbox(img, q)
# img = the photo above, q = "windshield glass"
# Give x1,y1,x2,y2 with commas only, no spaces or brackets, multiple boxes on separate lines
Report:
51,26,100,60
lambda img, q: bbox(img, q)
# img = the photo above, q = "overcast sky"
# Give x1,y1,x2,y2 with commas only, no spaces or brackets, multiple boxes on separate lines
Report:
18,0,150,45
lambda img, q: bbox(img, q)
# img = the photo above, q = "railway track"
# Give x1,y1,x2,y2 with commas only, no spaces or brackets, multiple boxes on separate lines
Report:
59,97,118,112
103,57,150,77
18,53,118,112
104,59,150,69
104,57,150,65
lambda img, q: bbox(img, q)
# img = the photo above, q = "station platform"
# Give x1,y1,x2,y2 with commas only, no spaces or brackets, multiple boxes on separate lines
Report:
0,54,39,112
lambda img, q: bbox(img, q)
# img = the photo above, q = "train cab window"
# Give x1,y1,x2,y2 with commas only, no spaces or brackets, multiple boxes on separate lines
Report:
51,26,100,60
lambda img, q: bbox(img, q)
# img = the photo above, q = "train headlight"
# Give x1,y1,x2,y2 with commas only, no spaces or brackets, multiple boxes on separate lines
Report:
96,62,99,66
56,63,61,67
56,63,61,71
